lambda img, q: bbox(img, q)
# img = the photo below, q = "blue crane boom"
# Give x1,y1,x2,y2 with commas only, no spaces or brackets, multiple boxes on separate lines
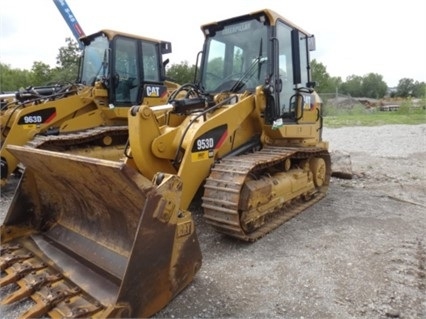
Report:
52,0,85,48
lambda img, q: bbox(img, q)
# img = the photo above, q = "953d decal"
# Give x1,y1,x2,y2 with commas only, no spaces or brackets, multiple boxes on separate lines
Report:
191,124,227,161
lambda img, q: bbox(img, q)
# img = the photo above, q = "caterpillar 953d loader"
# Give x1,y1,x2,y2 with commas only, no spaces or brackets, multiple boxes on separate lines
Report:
0,29,178,187
0,8,331,318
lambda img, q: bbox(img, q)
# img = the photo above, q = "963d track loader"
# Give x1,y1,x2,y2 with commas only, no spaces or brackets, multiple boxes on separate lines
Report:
1,9,331,318
1,29,178,187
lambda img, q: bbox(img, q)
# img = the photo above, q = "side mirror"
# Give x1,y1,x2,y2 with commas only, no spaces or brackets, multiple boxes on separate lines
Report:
308,35,316,52
160,41,172,54
307,81,316,89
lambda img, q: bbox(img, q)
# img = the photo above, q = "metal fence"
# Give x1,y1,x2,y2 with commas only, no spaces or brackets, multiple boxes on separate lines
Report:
318,93,359,109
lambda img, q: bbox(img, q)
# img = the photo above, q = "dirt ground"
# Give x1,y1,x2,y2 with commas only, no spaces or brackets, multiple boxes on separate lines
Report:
1,124,425,319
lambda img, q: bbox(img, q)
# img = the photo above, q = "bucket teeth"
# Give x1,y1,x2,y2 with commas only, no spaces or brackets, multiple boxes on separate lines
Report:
49,295,104,318
1,268,62,305
18,281,81,319
0,240,105,318
0,257,46,287
0,250,33,271
0,243,22,254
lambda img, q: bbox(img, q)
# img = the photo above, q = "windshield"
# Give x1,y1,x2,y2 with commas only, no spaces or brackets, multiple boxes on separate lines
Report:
80,34,109,85
201,18,269,93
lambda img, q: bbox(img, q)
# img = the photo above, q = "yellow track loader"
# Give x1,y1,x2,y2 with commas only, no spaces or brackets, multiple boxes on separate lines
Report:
0,29,179,187
1,9,331,318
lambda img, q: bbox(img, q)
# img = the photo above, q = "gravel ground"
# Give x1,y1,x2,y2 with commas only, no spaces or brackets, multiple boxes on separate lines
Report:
1,124,425,319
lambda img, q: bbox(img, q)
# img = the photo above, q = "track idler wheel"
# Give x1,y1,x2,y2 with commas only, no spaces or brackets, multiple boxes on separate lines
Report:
310,157,326,187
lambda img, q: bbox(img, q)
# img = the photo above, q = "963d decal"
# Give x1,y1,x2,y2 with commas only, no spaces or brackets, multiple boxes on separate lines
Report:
18,107,56,128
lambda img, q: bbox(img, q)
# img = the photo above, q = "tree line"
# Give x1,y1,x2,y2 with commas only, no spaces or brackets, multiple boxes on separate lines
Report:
310,60,425,99
1,38,425,99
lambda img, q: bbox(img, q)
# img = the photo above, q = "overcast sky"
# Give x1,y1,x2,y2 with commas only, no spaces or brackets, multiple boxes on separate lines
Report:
1,0,425,87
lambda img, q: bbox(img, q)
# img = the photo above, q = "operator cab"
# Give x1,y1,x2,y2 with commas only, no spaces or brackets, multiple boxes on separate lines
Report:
199,9,317,124
79,30,172,106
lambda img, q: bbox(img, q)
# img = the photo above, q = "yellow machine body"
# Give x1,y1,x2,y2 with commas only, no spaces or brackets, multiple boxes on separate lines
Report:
1,9,331,318
0,29,178,187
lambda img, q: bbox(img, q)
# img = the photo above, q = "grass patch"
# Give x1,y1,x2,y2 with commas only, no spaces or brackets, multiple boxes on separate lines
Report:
323,100,426,128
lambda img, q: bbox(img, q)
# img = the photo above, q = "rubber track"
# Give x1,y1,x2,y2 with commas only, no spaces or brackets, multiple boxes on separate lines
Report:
202,146,331,242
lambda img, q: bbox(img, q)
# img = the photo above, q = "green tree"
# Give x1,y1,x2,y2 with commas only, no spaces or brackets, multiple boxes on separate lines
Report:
361,73,387,98
0,38,81,91
340,74,387,98
310,59,342,93
0,63,32,91
396,78,418,98
311,59,330,93
412,81,426,98
166,61,196,85
29,61,53,86
340,75,363,97
51,37,81,83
